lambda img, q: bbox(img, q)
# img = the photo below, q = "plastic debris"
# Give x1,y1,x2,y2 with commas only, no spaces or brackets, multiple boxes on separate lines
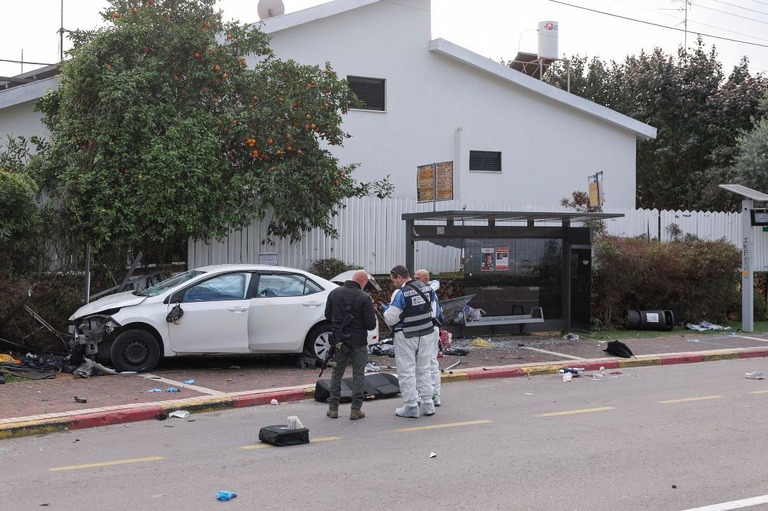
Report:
686,321,731,332
745,371,764,380
147,388,163,393
287,415,304,429
74,396,87,403
562,372,573,382
429,452,437,458
169,410,190,419
166,387,180,392
182,379,196,385
270,399,279,405
563,333,580,341
470,337,493,347
216,491,237,501
364,362,381,373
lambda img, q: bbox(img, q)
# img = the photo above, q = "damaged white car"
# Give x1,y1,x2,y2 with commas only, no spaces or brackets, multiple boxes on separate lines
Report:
68,264,379,372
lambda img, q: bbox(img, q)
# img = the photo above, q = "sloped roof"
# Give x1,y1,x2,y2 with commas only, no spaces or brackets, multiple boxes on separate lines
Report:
260,0,656,142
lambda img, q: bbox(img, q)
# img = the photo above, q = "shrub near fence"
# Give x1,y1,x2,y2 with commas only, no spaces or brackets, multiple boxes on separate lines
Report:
591,236,742,328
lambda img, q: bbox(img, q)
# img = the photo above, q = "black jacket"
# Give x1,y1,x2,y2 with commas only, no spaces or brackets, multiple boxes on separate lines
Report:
324,281,377,347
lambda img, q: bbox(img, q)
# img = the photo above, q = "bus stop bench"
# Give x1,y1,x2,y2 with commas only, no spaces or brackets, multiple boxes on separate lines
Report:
461,307,544,335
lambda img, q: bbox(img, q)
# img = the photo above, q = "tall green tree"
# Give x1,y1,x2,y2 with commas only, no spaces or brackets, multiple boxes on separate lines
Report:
34,0,389,259
727,95,768,192
542,38,767,211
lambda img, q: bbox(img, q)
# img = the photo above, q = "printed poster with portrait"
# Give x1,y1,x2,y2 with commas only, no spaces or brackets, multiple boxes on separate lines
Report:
495,247,509,271
481,248,495,272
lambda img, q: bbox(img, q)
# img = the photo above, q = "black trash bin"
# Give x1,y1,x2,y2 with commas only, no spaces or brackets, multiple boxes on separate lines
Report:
627,309,675,331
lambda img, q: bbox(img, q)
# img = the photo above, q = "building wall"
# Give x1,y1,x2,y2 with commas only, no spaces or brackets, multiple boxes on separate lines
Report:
262,0,640,209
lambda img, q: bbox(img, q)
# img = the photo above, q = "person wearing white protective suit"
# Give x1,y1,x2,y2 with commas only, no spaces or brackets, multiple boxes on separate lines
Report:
413,269,443,407
384,265,440,418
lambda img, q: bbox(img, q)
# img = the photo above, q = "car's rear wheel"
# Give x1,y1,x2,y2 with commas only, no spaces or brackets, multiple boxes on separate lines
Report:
305,324,333,366
110,330,161,373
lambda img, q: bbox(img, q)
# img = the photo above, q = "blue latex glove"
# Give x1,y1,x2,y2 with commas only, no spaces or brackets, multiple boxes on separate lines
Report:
216,491,238,501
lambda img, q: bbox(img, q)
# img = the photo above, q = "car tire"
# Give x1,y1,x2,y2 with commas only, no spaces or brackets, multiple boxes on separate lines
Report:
110,330,161,373
305,324,333,366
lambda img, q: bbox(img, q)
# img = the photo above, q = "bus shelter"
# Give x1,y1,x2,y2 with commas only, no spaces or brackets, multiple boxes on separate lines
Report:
402,210,623,332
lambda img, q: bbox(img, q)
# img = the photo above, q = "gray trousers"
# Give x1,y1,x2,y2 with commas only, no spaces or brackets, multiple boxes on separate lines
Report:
327,343,367,410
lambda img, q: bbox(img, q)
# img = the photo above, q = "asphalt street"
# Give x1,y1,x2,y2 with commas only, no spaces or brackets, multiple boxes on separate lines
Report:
3,358,768,510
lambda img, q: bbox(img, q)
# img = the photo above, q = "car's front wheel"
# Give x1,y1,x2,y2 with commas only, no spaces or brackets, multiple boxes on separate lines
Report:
305,324,333,366
110,330,161,373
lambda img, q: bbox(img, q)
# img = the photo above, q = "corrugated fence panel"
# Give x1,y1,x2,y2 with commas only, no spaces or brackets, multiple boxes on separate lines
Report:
187,199,768,274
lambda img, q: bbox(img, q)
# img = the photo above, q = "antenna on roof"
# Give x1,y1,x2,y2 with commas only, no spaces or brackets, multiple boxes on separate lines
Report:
257,0,285,20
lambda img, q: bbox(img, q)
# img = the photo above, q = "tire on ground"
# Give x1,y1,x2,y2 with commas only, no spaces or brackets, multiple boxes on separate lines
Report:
304,324,333,366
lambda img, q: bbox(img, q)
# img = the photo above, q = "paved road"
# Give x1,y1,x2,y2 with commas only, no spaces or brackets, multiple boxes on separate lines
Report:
3,358,768,510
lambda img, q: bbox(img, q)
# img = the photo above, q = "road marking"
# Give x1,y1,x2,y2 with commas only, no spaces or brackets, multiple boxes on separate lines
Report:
521,346,585,360
736,335,768,342
659,395,722,404
240,436,341,449
535,406,615,417
141,374,225,396
750,390,768,394
394,419,492,433
681,493,768,510
49,456,164,472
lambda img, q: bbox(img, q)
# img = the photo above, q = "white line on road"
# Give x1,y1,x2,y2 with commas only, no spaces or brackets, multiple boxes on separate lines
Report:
521,347,585,360
681,494,768,510
737,335,768,342
659,395,722,404
142,374,225,396
535,406,615,417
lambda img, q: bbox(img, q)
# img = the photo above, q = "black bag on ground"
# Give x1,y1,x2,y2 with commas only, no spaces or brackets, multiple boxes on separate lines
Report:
604,340,634,358
258,425,310,446
314,373,400,402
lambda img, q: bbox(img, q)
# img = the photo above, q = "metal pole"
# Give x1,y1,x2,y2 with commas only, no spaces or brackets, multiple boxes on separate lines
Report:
742,199,754,332
85,244,91,304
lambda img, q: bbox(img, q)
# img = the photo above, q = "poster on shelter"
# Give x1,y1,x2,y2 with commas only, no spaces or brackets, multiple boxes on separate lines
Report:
481,248,495,272
495,248,509,271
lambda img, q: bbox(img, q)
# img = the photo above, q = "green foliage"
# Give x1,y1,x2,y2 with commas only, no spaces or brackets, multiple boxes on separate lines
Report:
545,38,768,212
34,0,391,261
592,236,741,327
0,136,46,276
308,258,359,280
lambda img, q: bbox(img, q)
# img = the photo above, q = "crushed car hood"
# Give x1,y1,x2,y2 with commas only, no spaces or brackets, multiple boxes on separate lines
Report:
68,291,148,320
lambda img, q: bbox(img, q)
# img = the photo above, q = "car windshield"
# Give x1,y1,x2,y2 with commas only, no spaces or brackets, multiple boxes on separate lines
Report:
137,270,206,297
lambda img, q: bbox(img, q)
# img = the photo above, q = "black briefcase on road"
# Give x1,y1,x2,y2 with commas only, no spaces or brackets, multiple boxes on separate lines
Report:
314,373,400,402
258,425,310,446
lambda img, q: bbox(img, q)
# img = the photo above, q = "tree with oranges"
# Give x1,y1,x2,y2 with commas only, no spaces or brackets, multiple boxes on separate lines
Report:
34,0,389,258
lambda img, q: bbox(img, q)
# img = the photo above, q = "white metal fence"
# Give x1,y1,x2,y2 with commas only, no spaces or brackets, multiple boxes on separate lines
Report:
188,197,764,274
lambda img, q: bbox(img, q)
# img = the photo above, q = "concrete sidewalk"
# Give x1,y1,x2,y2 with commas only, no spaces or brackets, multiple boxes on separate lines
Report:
2,331,768,439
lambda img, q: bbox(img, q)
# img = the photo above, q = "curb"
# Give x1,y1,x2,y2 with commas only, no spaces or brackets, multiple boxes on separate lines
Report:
2,348,768,439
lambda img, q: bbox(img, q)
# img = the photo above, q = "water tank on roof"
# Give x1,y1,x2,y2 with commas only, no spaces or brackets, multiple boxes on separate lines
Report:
537,21,559,60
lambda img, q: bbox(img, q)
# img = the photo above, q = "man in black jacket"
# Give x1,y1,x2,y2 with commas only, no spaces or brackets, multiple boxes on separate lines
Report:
324,269,377,420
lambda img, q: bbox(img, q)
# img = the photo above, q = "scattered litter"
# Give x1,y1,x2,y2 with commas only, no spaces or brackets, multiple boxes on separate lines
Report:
169,410,190,419
563,333,580,341
562,372,573,382
147,388,163,393
688,339,701,343
216,491,237,501
442,357,467,372
443,348,469,356
270,399,279,405
558,367,584,376
229,366,241,370
523,392,534,396
429,452,437,458
182,379,196,385
365,362,381,373
74,396,87,403
0,354,21,364
745,371,764,380
470,337,493,347
287,415,304,429
166,387,180,392
686,321,731,332
156,413,168,420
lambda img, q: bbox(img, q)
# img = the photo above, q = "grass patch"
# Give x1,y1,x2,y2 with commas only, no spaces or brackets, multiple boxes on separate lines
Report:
580,321,768,341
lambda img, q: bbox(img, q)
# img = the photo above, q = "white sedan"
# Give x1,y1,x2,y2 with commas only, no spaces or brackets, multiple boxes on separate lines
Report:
68,264,379,372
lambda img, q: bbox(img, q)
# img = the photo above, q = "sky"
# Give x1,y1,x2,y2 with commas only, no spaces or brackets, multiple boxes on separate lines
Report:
2,0,768,78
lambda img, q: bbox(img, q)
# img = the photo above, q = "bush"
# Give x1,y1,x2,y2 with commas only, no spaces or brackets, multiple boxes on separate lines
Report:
592,236,741,327
308,258,360,280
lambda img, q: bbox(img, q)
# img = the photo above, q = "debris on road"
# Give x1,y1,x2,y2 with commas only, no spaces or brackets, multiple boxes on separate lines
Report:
215,490,237,501
745,371,764,380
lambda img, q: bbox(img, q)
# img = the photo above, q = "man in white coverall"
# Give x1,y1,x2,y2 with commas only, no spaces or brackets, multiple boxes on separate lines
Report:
384,265,439,418
414,269,443,407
